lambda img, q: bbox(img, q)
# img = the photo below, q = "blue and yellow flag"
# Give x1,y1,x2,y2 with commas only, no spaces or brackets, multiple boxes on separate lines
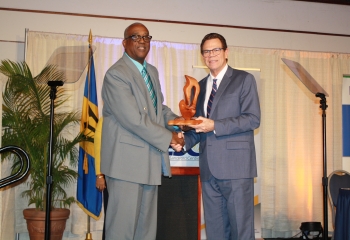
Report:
76,45,102,220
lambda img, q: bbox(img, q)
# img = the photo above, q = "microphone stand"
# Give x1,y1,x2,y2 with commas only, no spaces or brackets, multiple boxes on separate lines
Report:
316,92,328,240
45,80,64,240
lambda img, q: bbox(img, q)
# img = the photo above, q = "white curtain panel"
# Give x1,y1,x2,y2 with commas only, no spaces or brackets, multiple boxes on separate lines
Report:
0,30,349,239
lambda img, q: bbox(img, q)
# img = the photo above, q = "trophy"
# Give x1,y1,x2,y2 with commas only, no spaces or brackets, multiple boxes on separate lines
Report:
168,75,202,126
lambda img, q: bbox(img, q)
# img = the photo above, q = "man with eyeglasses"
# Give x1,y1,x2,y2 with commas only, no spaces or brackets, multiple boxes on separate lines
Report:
182,33,260,240
100,22,184,239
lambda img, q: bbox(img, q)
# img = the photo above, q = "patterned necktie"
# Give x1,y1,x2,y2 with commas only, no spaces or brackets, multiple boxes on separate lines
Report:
206,79,217,118
141,67,157,114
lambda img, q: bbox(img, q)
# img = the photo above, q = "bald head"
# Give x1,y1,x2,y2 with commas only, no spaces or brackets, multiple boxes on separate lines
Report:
124,22,147,38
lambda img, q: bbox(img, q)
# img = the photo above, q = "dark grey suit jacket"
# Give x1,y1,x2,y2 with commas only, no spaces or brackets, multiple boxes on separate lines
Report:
100,54,177,185
185,66,260,181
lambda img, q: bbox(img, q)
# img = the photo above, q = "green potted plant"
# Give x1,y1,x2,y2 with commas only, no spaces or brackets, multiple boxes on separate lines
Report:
0,60,84,240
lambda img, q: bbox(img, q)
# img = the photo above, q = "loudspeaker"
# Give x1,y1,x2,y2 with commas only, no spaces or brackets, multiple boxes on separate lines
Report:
299,222,323,239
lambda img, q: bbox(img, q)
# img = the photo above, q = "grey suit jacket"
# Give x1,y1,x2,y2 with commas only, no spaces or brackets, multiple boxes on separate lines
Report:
185,66,260,181
100,54,177,185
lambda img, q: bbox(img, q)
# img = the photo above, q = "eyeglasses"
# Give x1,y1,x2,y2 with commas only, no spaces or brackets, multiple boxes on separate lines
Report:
202,48,224,57
125,35,152,42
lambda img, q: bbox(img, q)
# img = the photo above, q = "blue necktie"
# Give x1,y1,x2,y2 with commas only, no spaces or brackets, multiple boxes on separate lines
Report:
141,67,157,114
207,79,217,118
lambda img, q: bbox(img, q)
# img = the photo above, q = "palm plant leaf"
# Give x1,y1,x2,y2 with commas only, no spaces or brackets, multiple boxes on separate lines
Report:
1,59,83,210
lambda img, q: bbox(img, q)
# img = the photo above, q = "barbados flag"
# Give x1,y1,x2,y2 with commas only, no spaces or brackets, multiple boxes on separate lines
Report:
76,46,102,220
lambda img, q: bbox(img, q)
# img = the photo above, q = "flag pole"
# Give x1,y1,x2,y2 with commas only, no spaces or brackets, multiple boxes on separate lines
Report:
85,215,92,240
85,29,93,240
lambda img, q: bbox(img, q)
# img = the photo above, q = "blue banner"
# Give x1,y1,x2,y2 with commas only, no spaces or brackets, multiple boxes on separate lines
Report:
76,48,102,220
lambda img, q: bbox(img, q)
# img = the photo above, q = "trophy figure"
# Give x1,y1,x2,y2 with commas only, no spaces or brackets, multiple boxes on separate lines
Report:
168,75,202,126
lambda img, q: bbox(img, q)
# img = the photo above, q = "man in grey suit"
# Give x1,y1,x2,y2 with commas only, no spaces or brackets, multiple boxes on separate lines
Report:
183,33,260,240
100,22,184,240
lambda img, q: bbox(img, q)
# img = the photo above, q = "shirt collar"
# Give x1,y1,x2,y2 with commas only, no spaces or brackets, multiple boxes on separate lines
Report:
124,52,147,73
209,64,228,82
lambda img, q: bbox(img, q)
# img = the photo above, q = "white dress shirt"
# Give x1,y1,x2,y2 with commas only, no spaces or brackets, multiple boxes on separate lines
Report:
203,64,228,116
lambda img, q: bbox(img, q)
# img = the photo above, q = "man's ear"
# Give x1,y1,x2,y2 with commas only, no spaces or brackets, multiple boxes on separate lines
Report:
224,48,229,62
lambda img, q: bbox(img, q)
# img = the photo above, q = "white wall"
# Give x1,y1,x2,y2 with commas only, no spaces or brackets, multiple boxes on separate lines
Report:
1,0,350,34
1,0,350,64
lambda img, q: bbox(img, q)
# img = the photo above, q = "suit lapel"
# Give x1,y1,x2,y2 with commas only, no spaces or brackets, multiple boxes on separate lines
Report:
146,67,161,120
122,55,157,119
122,55,147,94
209,67,233,118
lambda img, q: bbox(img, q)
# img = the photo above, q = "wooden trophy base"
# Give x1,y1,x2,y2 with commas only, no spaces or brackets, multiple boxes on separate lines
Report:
168,119,202,126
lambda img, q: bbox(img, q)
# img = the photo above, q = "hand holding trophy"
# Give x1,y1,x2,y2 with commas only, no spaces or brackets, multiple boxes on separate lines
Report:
168,75,202,126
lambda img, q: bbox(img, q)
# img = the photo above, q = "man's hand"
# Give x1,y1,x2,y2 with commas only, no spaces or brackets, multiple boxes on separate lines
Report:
188,116,214,133
96,175,106,192
170,131,184,152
